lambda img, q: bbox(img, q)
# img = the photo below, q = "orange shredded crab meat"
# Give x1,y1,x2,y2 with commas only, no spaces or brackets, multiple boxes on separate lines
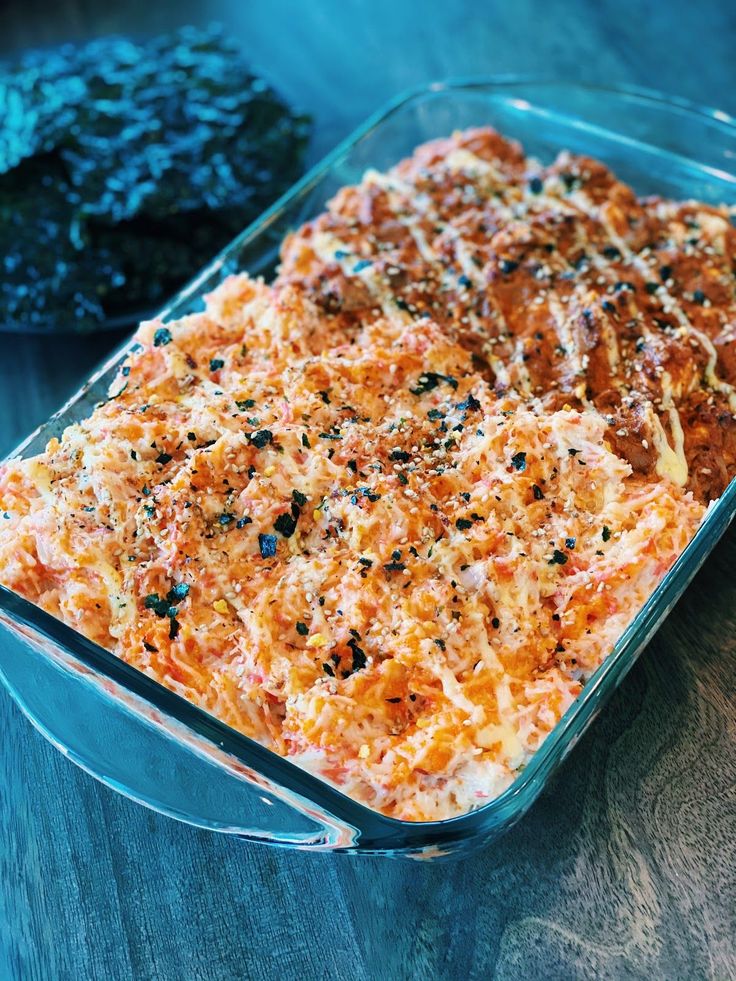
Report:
0,127,723,821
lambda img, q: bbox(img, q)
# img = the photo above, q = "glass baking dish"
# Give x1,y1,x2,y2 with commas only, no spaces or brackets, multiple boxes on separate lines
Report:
1,79,735,859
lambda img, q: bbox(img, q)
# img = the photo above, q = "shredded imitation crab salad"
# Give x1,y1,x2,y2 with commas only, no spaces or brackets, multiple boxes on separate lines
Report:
2,125,728,821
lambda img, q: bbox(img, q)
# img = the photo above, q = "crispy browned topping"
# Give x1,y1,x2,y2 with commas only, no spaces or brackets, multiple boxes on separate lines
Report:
276,127,736,501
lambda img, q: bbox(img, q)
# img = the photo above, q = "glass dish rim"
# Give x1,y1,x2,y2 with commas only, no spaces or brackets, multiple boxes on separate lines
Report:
2,76,736,842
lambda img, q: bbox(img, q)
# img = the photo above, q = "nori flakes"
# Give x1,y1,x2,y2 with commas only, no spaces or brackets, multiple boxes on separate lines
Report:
0,26,311,332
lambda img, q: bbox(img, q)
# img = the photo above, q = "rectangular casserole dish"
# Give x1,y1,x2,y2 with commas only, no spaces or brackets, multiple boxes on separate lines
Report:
1,79,735,858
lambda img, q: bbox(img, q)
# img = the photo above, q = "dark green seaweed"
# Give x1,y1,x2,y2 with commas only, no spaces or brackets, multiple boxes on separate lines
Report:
0,26,310,332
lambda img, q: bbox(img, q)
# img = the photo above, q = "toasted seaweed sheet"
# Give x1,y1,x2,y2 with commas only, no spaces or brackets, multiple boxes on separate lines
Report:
0,26,311,332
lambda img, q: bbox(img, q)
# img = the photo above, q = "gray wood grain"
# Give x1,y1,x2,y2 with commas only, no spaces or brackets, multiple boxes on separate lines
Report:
0,2,735,979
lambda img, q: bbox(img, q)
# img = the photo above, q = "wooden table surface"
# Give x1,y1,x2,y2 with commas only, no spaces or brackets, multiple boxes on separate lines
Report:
1,2,735,979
